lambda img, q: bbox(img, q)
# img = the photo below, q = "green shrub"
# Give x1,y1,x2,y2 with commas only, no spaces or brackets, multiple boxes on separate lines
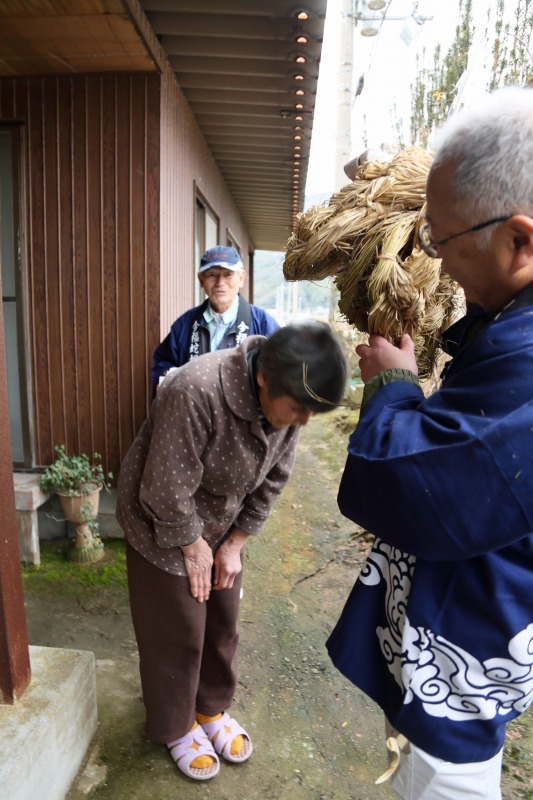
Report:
40,444,113,496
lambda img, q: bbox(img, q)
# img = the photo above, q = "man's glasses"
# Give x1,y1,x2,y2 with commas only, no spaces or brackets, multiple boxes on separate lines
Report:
418,215,512,258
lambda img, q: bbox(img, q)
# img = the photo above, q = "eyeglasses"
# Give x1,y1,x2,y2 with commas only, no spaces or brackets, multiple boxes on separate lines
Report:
418,215,512,258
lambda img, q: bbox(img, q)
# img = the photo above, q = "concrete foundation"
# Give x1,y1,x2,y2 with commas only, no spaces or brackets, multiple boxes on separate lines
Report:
13,482,123,567
0,646,97,800
13,473,51,565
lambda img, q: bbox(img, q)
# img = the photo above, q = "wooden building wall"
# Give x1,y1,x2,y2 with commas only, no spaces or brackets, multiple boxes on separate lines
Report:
0,74,160,476
1,65,254,478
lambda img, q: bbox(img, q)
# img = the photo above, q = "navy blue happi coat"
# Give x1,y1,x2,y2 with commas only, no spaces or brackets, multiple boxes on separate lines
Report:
327,287,533,764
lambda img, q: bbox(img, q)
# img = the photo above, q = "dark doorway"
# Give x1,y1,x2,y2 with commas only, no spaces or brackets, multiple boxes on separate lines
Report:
0,125,32,467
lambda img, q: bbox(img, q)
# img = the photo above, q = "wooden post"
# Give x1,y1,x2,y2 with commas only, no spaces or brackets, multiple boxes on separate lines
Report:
0,299,31,703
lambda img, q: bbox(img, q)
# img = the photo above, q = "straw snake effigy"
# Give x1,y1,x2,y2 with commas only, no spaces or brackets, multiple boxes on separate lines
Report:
283,146,465,381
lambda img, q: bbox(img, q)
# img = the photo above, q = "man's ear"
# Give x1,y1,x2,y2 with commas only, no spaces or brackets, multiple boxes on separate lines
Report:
508,215,533,274
256,369,265,389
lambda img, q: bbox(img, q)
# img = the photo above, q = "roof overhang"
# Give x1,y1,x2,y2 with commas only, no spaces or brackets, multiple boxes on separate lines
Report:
0,0,327,250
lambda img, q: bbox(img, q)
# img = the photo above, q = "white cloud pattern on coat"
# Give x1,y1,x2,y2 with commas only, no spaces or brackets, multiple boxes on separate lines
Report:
360,540,533,722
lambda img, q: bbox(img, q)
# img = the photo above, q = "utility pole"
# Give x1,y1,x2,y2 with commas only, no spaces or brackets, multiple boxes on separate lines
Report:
330,0,354,324
291,280,299,319
335,0,354,191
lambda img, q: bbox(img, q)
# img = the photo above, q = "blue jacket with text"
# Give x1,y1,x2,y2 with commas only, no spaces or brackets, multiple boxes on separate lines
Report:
152,296,279,393
327,287,533,764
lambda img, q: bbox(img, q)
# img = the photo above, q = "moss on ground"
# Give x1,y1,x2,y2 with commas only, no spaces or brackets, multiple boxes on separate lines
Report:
22,538,127,593
303,407,359,477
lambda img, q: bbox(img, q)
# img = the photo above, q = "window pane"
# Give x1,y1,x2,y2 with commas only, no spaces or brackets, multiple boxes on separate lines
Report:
2,302,24,461
0,131,15,297
205,206,218,251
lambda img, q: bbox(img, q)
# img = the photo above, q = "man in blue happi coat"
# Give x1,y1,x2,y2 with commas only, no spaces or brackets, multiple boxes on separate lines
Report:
327,86,533,799
152,246,278,393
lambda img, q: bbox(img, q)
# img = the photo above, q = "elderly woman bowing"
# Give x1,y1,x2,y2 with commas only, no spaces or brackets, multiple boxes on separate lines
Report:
116,321,347,782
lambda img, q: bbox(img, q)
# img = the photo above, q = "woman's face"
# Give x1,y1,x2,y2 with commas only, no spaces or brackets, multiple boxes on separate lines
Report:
257,371,314,429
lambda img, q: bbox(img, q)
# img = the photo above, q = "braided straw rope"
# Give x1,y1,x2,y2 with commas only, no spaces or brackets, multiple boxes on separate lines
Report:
283,147,464,380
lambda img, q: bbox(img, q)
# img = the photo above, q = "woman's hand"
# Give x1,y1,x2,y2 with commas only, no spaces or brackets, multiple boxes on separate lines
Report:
356,334,418,383
181,537,214,602
213,528,249,590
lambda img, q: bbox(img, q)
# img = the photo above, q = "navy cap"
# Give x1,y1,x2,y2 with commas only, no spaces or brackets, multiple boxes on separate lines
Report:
198,246,243,274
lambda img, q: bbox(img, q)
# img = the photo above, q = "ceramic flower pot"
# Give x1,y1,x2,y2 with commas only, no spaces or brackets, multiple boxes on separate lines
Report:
58,484,105,564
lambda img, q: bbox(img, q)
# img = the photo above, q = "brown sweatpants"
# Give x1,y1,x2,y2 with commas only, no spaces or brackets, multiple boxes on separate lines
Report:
126,541,243,743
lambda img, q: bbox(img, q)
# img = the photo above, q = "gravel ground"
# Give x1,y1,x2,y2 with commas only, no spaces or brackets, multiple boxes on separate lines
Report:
23,411,532,800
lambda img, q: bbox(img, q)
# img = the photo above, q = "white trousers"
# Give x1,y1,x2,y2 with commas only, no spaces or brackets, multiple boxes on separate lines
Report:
385,722,503,800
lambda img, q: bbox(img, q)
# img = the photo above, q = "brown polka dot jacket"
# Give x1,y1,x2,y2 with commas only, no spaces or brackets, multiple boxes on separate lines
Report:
116,336,300,575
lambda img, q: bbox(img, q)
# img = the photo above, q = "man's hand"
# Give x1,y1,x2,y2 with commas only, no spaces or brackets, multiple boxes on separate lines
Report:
356,334,418,383
181,537,214,602
213,527,249,590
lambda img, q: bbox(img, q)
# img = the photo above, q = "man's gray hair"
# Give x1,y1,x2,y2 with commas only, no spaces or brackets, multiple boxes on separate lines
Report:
430,86,533,243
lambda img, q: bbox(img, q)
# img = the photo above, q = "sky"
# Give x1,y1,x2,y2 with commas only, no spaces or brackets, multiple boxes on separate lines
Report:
305,0,502,198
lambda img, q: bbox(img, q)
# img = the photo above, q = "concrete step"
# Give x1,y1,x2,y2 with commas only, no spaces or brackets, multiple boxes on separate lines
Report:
0,646,97,800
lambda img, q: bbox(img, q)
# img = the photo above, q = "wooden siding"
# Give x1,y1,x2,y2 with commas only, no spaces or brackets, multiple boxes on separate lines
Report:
0,73,160,476
159,62,253,336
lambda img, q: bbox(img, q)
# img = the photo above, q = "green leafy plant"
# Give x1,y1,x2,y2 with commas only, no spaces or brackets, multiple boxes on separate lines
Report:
40,444,113,497
79,500,104,548
409,0,474,147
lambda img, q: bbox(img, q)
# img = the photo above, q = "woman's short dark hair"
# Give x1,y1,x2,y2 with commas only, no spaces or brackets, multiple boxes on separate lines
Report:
256,321,347,413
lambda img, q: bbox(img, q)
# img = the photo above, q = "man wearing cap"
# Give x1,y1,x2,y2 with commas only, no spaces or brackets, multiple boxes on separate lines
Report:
152,246,279,393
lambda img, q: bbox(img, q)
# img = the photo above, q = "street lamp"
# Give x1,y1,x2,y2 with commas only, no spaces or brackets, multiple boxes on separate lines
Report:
361,24,380,36
353,1,433,38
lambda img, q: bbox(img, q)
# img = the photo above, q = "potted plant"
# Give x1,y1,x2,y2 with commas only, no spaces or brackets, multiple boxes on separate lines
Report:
40,445,113,564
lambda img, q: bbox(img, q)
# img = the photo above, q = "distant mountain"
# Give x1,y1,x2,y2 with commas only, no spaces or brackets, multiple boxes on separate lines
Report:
253,250,330,321
252,189,334,320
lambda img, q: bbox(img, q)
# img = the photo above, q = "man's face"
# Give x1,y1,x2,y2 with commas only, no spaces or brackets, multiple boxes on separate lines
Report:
425,162,508,309
256,370,314,429
198,267,246,313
